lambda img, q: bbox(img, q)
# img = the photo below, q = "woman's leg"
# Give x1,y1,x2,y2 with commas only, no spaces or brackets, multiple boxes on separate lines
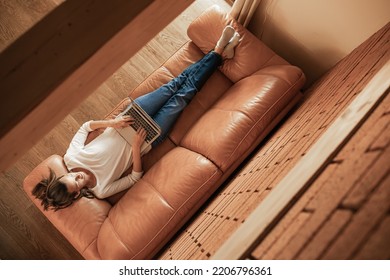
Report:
151,51,223,146
134,53,221,117
133,73,189,116
136,25,239,147
134,25,237,117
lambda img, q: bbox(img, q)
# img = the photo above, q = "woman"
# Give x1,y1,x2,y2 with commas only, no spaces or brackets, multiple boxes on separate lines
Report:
33,26,241,211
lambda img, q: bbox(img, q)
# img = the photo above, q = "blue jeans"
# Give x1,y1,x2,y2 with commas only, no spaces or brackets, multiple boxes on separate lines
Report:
134,51,222,147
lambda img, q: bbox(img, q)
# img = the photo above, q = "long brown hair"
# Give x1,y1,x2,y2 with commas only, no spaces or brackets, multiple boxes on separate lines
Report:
32,168,95,211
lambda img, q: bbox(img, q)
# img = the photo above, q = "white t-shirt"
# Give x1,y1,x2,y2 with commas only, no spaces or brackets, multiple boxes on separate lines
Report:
63,121,150,198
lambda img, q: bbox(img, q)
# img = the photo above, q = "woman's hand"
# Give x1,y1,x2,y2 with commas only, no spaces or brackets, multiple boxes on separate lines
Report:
132,128,147,150
109,116,134,129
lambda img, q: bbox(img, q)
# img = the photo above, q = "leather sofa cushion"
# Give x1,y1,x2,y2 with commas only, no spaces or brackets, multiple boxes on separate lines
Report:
181,64,305,171
187,5,289,83
97,147,222,259
131,43,204,99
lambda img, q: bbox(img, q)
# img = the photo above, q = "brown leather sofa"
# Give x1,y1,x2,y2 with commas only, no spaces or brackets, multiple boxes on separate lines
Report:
23,5,305,259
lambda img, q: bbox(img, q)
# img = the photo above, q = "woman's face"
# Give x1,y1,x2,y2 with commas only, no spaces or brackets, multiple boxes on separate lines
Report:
59,172,88,193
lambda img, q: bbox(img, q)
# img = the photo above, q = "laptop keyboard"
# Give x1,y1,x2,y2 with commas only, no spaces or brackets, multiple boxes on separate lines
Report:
123,106,159,143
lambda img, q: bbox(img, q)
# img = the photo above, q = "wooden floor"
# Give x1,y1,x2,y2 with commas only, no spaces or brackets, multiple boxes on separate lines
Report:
0,0,230,259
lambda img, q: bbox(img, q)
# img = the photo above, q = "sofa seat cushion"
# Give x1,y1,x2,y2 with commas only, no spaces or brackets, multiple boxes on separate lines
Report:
181,65,305,172
96,147,222,259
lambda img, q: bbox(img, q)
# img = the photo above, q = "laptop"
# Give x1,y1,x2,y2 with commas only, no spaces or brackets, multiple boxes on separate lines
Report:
115,98,161,152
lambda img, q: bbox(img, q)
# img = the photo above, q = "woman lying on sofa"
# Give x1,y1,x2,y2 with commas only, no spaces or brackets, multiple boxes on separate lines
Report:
33,26,241,211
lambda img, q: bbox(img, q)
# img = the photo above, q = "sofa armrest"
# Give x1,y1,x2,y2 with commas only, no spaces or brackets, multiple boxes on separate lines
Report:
23,155,112,259
187,5,289,83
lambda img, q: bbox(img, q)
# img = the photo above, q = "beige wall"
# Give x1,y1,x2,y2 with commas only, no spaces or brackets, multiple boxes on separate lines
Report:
248,0,390,87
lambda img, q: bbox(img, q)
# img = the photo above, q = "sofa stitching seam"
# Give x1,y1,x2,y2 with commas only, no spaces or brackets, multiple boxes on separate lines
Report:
143,180,175,211
82,237,98,256
106,214,136,256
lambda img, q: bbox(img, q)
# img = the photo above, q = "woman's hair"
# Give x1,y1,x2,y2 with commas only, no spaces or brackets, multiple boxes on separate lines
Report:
32,168,95,211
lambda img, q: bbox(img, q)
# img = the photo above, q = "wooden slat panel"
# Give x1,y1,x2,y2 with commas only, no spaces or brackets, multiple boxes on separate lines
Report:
252,92,390,260
353,216,390,260
296,210,353,260
322,173,390,259
251,163,339,259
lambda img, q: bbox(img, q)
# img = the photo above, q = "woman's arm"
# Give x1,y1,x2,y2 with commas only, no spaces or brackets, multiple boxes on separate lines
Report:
89,116,134,131
66,121,94,152
92,170,143,198
132,128,147,173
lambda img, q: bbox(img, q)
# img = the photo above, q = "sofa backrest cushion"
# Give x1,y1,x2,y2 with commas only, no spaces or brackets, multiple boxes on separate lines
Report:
181,64,305,171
